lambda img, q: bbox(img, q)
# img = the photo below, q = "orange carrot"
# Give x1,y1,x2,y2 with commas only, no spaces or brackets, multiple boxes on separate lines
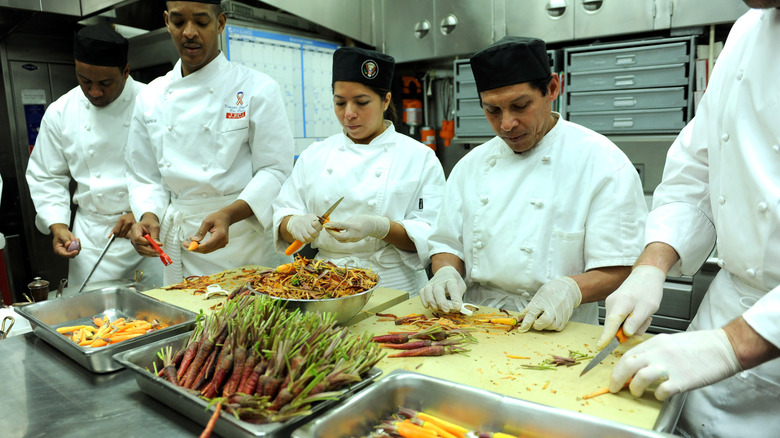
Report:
199,402,222,438
89,338,108,348
188,240,199,251
417,412,468,438
582,378,632,400
106,333,144,344
407,418,458,438
479,317,518,326
505,354,530,359
394,421,438,438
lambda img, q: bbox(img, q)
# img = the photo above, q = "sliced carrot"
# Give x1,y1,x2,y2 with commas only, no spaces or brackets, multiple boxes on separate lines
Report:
188,240,199,251
582,378,632,400
505,354,530,359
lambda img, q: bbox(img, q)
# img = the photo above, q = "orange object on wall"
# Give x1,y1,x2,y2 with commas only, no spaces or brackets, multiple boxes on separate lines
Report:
439,120,455,146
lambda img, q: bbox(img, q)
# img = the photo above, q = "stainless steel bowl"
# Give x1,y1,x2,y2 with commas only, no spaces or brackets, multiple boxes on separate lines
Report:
248,275,378,325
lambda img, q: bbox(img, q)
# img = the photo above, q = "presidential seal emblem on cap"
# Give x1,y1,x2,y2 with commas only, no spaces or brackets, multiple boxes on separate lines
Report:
362,60,379,80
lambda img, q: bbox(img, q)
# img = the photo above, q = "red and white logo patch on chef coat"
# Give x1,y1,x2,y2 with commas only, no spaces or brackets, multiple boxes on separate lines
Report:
225,91,247,119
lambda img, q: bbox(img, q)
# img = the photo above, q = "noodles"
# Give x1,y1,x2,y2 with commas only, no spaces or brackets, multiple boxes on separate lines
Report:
248,256,378,300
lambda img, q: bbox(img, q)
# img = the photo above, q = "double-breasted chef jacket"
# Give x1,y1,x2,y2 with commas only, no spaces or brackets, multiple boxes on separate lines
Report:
428,113,648,323
273,122,445,294
126,53,294,284
645,8,780,437
26,77,162,288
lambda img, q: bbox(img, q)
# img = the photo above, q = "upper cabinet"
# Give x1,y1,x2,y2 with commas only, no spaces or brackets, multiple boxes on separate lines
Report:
573,0,659,39
257,0,376,46
381,0,496,63
669,0,750,28
505,0,575,44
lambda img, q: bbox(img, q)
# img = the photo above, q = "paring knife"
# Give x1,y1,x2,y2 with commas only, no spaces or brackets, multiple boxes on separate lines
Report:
285,196,344,256
76,234,116,294
580,325,628,376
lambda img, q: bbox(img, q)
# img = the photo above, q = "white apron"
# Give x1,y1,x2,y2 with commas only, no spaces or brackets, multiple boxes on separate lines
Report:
69,209,162,289
160,194,289,285
675,270,780,438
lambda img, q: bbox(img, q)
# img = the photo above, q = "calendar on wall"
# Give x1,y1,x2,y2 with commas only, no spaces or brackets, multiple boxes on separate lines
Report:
223,23,341,155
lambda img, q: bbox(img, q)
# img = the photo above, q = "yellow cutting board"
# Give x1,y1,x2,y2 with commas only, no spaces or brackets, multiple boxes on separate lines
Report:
349,299,665,431
143,265,408,317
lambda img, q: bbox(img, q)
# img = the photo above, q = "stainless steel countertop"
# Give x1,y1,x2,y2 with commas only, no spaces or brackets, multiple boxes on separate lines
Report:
1,333,203,437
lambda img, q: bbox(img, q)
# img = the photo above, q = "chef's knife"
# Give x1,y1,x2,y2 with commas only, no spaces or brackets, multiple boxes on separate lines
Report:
76,234,116,294
580,325,628,376
285,196,344,256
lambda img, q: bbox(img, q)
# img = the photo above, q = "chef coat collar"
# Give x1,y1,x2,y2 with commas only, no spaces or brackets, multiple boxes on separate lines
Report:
342,120,396,146
172,51,227,81
496,112,562,158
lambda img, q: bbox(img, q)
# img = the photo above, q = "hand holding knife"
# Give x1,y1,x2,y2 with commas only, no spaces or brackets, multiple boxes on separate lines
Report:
580,324,629,376
285,197,344,256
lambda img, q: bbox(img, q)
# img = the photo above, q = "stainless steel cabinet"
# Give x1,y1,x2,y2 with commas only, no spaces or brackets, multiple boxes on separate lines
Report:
573,0,657,39
381,0,495,62
669,0,750,28
504,0,574,44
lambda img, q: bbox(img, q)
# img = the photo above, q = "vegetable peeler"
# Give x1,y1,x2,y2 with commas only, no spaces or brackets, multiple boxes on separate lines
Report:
143,232,172,266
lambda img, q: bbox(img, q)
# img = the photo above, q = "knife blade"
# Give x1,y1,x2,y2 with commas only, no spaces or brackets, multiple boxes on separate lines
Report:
285,196,344,256
580,325,628,376
76,234,116,294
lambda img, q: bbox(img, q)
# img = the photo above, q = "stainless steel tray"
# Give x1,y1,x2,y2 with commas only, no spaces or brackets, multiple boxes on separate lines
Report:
292,370,679,438
113,332,382,438
15,286,197,373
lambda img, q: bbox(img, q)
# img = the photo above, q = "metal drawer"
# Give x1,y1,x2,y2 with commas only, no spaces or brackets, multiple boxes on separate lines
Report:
567,87,686,112
656,281,692,319
567,64,688,92
456,80,479,100
568,108,685,134
457,98,484,117
455,60,475,81
567,41,690,73
456,115,493,137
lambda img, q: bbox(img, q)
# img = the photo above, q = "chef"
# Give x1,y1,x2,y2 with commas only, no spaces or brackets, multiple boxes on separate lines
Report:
273,47,445,293
598,2,780,436
420,37,648,331
25,23,161,288
126,0,294,284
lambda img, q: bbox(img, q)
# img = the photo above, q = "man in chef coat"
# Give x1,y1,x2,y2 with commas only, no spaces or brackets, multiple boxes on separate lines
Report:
25,23,161,289
598,2,780,436
420,37,648,332
126,0,294,284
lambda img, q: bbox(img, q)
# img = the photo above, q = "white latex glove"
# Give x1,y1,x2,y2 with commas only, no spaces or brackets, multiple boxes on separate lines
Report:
611,329,741,401
286,214,322,244
325,214,390,243
517,276,582,332
419,266,467,313
597,265,666,349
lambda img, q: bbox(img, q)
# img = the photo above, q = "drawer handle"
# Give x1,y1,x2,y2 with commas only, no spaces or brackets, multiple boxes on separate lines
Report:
613,97,637,107
615,54,636,66
614,75,635,87
613,117,634,128
414,20,431,39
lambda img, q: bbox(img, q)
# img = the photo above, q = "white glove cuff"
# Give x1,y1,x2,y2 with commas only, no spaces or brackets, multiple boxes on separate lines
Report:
560,276,582,308
374,216,391,239
713,328,743,374
632,264,667,283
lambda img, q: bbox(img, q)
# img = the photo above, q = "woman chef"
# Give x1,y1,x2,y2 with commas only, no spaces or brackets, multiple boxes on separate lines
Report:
273,47,445,294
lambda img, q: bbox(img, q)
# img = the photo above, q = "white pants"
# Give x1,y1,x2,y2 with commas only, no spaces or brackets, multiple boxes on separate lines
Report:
70,209,162,290
160,195,290,285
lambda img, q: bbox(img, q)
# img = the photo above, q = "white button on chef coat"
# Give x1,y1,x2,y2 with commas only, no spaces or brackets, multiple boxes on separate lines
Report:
203,124,210,131
88,149,94,156
375,170,382,177
722,132,730,142
541,155,551,163
95,173,101,178
717,258,725,268
736,70,744,80
719,195,726,205
758,202,768,212
202,164,208,171
475,241,484,249
326,168,333,174
773,144,779,153
746,268,756,278
166,161,172,168
480,197,488,205
96,193,103,198
124,122,130,127
167,126,173,131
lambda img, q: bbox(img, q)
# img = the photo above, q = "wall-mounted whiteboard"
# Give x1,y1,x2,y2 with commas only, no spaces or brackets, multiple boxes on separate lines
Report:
223,23,341,154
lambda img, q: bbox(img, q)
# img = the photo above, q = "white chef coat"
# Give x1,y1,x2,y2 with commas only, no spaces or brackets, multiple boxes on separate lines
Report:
0,172,4,250
645,9,780,438
428,114,647,322
25,77,162,288
272,122,445,294
126,53,294,284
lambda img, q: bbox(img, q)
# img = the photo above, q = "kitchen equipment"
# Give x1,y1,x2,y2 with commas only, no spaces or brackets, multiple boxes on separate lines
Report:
580,325,628,376
0,315,13,339
56,278,67,298
143,232,172,266
113,332,382,438
27,276,49,302
14,286,196,373
292,370,677,438
76,234,116,294
285,196,344,256
248,274,379,325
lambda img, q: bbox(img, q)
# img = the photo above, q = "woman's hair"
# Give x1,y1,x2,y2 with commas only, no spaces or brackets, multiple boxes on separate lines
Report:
331,83,398,124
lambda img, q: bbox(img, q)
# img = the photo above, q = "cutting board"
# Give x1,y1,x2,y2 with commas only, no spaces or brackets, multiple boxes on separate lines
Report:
142,265,408,317
349,299,666,431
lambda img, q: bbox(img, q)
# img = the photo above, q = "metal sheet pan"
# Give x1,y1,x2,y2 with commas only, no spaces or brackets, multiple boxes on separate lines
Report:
15,286,197,373
113,332,382,438
293,370,679,438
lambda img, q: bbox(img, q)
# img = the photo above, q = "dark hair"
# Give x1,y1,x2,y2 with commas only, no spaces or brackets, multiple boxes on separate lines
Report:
478,73,555,106
331,83,397,124
165,1,223,14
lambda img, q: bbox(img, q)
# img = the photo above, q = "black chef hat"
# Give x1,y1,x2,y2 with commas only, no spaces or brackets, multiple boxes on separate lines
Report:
73,23,129,68
470,36,551,93
332,47,394,90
